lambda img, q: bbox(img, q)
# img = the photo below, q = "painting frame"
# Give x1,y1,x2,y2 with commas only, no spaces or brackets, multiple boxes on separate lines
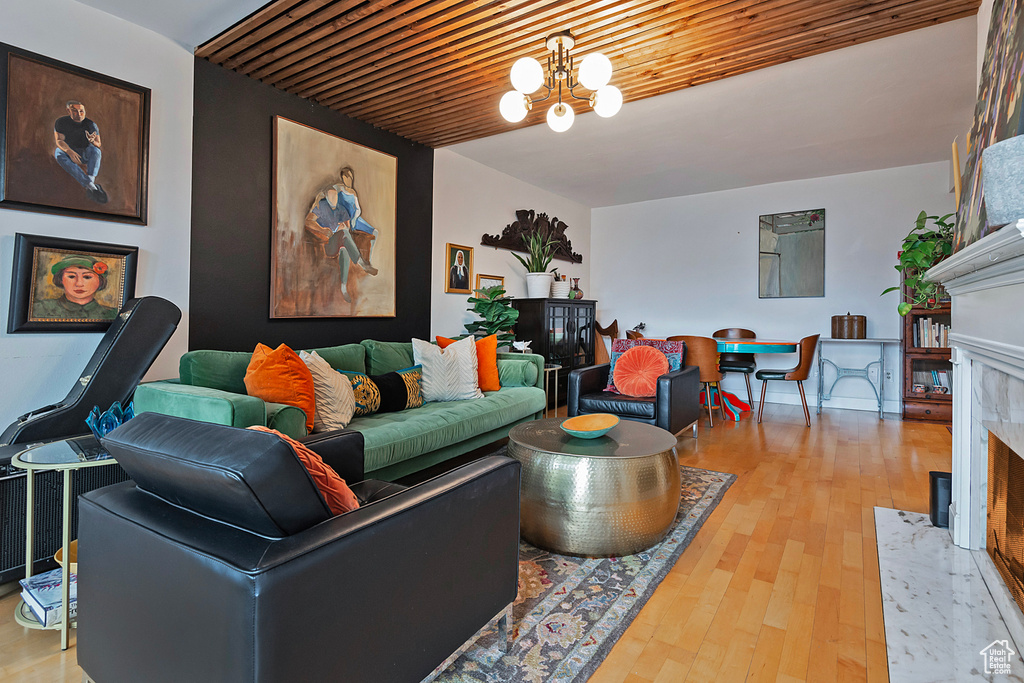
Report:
7,232,138,333
476,273,504,292
445,243,474,294
0,42,151,225
271,116,397,319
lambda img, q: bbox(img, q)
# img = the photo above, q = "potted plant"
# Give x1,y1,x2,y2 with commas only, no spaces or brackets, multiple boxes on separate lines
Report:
464,285,519,345
512,232,557,298
881,211,954,316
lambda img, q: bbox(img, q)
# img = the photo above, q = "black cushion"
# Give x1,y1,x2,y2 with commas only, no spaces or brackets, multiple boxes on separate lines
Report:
755,369,788,380
578,392,656,419
719,360,756,373
101,413,332,538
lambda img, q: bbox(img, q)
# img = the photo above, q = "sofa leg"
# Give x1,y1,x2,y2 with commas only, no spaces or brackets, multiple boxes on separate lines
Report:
497,602,514,654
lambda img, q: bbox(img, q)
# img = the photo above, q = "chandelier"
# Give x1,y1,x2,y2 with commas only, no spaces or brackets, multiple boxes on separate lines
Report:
499,30,623,133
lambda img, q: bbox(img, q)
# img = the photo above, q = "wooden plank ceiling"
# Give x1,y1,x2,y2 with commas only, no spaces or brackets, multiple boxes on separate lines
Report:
197,0,980,148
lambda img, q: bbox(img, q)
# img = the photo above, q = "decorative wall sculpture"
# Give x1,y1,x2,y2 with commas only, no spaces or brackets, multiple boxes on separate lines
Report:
481,209,583,263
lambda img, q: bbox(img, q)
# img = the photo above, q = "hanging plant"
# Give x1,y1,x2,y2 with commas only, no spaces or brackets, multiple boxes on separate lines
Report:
464,285,519,344
881,211,954,316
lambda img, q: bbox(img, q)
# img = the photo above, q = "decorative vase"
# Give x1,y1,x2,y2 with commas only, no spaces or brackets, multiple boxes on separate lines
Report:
569,278,584,300
551,278,571,298
526,272,553,298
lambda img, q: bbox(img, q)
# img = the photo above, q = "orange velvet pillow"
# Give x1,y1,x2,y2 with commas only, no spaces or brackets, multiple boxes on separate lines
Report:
244,343,316,434
613,346,669,397
247,426,359,515
436,334,500,392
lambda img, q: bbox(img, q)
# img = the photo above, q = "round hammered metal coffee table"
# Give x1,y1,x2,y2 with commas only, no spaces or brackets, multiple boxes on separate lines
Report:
507,418,680,557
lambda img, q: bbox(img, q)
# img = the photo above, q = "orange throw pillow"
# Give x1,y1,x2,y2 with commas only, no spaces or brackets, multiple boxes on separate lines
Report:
613,346,669,397
244,343,316,434
247,426,359,515
437,334,500,392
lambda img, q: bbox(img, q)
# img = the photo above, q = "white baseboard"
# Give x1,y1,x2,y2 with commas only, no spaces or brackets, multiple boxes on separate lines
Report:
761,390,899,415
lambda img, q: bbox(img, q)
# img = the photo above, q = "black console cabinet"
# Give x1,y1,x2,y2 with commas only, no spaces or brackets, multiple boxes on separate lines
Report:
510,298,596,407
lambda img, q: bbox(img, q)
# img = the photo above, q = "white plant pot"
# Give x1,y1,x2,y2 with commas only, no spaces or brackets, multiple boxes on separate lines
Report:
551,280,571,298
526,272,553,298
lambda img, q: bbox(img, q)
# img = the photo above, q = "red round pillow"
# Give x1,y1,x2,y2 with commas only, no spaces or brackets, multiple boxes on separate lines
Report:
612,346,669,397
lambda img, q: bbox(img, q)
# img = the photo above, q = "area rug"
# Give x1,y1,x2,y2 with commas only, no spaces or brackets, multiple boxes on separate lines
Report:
425,463,735,683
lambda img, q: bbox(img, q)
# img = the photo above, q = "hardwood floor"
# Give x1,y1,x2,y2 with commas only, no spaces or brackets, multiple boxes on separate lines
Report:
0,403,951,683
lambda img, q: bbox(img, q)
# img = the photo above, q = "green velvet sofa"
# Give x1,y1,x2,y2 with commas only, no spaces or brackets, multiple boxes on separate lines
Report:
133,340,547,481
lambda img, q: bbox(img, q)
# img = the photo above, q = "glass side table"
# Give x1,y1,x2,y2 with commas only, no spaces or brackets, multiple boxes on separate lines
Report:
12,435,115,650
543,364,562,418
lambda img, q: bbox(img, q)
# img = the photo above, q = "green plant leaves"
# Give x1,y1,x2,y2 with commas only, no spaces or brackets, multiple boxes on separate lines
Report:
464,285,518,343
882,210,953,315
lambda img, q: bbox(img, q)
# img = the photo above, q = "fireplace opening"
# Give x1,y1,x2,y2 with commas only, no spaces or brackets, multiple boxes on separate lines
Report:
988,432,1024,615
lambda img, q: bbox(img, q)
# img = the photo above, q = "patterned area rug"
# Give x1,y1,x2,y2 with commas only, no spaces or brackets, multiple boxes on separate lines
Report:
427,464,735,683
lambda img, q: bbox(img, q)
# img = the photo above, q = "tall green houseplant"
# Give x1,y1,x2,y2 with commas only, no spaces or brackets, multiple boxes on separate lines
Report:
881,211,954,316
512,232,558,273
464,285,518,344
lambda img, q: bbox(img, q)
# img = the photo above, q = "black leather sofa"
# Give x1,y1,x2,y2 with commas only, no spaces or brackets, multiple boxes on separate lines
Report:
567,359,701,437
77,413,521,683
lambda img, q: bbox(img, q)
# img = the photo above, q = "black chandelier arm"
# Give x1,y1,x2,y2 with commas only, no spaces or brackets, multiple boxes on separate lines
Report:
565,85,592,102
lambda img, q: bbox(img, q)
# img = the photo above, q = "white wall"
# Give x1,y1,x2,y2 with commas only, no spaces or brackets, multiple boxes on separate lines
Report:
0,0,193,429
590,162,956,413
431,149,591,339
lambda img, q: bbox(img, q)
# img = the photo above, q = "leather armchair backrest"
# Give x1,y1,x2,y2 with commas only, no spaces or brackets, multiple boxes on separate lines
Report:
102,413,331,538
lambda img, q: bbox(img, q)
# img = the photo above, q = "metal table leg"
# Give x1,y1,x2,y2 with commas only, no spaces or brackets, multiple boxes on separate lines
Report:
61,469,72,650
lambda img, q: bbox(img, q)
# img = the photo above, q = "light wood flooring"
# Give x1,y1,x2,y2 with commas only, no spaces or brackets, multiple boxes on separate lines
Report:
0,402,951,682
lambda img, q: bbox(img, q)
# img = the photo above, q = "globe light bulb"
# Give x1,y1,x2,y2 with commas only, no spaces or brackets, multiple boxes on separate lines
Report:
578,53,612,90
499,91,530,123
591,85,623,118
510,57,544,94
546,102,574,132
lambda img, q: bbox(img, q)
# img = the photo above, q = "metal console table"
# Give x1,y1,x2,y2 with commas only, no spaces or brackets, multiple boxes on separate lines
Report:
816,338,901,419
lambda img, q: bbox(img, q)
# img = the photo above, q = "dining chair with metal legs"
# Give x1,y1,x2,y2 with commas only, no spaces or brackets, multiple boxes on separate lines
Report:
713,328,757,407
755,334,820,427
667,335,725,427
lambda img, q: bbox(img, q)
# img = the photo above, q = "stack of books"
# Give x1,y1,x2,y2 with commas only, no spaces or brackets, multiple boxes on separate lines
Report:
19,568,76,627
913,318,951,348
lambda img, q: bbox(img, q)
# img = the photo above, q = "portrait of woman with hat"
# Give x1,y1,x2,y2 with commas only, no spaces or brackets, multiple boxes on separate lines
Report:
32,253,118,320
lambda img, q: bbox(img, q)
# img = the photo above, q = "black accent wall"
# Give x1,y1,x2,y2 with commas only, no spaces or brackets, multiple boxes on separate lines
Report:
190,58,433,351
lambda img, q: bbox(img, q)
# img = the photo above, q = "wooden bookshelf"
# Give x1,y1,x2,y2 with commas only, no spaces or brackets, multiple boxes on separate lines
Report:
901,304,952,424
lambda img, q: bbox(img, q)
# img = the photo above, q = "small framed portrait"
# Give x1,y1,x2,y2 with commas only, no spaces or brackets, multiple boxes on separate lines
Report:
476,273,504,291
0,42,151,224
445,243,474,294
7,233,138,333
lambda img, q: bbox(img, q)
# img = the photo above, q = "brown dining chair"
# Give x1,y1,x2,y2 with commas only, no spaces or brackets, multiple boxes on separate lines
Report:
668,335,725,427
755,334,820,427
713,328,757,407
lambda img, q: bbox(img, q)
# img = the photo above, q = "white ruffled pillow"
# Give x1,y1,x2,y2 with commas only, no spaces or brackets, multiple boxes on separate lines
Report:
412,336,483,402
299,350,356,431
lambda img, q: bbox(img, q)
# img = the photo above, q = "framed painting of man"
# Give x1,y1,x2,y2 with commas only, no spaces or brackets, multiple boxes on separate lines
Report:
7,233,138,333
445,244,474,294
272,116,397,318
0,43,150,224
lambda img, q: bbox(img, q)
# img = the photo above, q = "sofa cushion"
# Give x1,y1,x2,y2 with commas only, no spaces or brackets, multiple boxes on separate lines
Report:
300,350,356,432
578,392,656,419
341,372,382,417
371,366,424,413
606,339,685,394
361,340,415,375
179,349,252,394
247,426,359,515
612,346,669,397
413,336,483,402
348,386,545,473
497,357,540,388
308,343,366,374
100,413,332,537
437,334,500,392
244,343,316,434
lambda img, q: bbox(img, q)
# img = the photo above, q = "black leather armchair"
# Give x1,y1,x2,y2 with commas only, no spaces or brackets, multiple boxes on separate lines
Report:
77,413,521,683
568,361,701,438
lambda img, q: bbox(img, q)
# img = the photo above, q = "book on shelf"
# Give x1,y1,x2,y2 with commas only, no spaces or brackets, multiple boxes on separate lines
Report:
913,317,951,349
19,567,77,627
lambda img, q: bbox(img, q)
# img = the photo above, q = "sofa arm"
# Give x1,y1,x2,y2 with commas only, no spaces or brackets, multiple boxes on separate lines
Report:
299,429,365,483
134,380,266,428
656,365,701,434
497,352,545,389
567,364,611,417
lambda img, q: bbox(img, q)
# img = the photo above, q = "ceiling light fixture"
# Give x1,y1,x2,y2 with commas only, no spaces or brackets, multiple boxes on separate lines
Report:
499,30,622,133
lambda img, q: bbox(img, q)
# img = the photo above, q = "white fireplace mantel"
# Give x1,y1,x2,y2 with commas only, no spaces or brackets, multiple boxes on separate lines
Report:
928,219,1024,551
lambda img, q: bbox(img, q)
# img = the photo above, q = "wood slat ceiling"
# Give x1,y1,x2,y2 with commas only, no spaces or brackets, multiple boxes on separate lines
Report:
197,0,980,148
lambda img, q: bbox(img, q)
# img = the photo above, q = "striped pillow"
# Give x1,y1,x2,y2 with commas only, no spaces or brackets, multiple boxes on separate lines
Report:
412,336,483,402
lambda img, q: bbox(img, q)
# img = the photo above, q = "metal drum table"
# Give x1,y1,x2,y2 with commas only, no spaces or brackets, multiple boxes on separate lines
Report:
507,419,680,557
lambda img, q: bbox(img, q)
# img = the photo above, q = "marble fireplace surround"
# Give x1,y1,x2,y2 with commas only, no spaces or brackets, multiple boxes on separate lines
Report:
928,218,1024,646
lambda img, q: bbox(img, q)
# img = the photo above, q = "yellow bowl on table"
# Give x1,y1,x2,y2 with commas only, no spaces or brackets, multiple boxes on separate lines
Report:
54,539,78,574
560,413,620,439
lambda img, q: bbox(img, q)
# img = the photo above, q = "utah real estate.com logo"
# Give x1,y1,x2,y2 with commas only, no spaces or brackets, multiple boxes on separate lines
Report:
980,640,1015,675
